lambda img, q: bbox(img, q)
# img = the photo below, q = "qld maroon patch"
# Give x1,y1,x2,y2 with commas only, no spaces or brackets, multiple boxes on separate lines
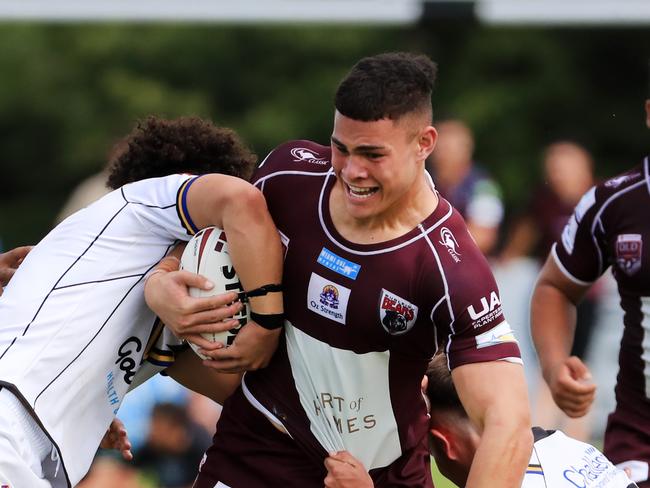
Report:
616,234,643,276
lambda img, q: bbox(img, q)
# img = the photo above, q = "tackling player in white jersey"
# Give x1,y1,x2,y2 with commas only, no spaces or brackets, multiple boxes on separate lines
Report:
323,354,637,488
0,116,284,487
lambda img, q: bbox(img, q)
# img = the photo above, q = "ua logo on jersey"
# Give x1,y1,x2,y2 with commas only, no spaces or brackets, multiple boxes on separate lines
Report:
468,291,501,320
115,336,142,385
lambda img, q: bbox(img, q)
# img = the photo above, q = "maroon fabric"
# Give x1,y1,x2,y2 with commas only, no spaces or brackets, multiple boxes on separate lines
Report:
201,140,521,487
554,159,650,470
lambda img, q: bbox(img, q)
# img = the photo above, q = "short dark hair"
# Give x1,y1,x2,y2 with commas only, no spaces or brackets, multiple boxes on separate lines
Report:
107,116,257,190
334,52,437,122
426,353,466,416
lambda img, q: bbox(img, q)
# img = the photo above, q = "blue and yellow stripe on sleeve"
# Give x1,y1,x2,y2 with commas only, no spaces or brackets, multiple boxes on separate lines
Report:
176,176,200,235
526,464,544,476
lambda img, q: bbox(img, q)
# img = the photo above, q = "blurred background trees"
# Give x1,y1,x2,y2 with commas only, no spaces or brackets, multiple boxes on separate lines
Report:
0,22,648,248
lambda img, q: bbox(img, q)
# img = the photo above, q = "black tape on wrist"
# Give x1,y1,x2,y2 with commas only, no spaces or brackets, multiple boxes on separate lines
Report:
250,311,285,330
237,283,282,303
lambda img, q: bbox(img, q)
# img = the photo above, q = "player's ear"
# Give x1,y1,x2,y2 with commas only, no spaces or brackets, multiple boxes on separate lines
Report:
429,427,458,460
645,99,650,129
417,126,437,161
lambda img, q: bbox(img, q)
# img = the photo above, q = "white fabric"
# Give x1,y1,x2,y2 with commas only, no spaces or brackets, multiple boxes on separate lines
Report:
525,430,635,487
285,323,401,470
0,174,193,486
0,389,60,488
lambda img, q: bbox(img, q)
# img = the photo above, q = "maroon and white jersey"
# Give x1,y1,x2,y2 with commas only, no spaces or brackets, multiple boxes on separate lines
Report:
241,140,521,478
553,158,650,472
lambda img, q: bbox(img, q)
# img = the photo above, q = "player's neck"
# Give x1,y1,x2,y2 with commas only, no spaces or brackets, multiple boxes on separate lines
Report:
329,175,438,245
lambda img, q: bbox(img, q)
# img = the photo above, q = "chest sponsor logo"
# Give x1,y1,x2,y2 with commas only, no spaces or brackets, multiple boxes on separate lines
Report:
616,234,643,276
291,147,328,165
317,247,361,280
467,291,503,328
562,445,618,487
307,273,350,324
379,289,418,335
439,227,461,263
475,321,517,349
115,336,142,385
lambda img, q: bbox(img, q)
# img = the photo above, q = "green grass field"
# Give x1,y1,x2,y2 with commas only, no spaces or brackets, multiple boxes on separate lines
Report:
431,459,458,488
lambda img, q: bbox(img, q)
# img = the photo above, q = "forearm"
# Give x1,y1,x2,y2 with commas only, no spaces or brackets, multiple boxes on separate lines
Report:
530,281,577,380
166,349,242,404
466,418,532,488
219,188,284,314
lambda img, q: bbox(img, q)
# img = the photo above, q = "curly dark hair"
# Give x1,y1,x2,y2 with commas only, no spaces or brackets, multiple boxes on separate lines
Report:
334,52,437,122
106,116,257,190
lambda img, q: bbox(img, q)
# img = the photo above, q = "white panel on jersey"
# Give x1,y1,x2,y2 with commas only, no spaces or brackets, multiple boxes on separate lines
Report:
306,273,351,325
640,297,650,400
533,430,631,487
285,323,401,470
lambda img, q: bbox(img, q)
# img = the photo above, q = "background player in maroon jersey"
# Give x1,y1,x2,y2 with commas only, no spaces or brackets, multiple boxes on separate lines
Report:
146,52,532,488
530,86,650,485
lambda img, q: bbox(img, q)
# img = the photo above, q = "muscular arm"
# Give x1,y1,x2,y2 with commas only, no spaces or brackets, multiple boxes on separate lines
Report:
531,255,596,417
146,174,284,372
452,361,532,488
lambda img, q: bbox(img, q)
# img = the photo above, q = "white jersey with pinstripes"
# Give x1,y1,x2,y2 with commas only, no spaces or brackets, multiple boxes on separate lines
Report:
0,174,200,487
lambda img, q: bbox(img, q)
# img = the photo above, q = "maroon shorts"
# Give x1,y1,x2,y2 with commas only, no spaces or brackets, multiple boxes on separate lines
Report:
193,386,327,488
193,386,433,488
604,409,650,487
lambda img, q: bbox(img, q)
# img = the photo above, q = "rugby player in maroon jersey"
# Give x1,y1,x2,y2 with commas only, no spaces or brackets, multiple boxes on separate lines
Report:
531,85,650,486
146,52,532,488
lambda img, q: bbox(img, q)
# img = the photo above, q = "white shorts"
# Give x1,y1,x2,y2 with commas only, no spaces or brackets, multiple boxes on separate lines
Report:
0,388,64,488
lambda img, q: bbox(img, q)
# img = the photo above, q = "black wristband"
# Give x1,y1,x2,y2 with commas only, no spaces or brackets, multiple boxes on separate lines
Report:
238,283,282,303
250,311,285,330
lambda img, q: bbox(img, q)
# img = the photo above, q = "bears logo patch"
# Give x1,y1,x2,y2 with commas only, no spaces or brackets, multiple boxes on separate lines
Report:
379,289,418,335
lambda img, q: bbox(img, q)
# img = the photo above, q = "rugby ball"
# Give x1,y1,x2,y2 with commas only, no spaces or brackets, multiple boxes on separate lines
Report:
180,226,249,359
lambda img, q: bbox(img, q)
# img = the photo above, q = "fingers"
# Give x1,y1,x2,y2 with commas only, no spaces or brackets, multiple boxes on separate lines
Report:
174,270,215,292
177,301,243,328
0,267,15,287
0,246,33,266
566,356,593,382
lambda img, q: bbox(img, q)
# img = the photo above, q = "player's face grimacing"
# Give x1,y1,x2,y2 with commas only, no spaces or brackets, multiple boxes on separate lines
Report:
330,111,434,223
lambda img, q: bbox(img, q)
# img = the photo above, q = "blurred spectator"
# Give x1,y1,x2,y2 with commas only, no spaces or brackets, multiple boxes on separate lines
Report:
132,402,212,488
427,119,504,255
55,170,111,223
500,141,601,440
77,456,141,488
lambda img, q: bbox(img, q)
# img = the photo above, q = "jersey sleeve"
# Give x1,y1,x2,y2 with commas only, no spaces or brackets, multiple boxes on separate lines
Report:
552,186,606,285
431,215,521,370
121,174,203,241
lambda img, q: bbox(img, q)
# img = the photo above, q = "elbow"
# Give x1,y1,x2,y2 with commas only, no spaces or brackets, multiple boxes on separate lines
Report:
222,182,270,225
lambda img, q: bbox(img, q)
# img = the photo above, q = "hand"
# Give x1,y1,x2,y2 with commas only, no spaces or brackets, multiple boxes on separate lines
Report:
0,245,32,293
324,451,373,488
100,418,133,461
144,268,244,347
547,356,596,417
198,320,281,373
